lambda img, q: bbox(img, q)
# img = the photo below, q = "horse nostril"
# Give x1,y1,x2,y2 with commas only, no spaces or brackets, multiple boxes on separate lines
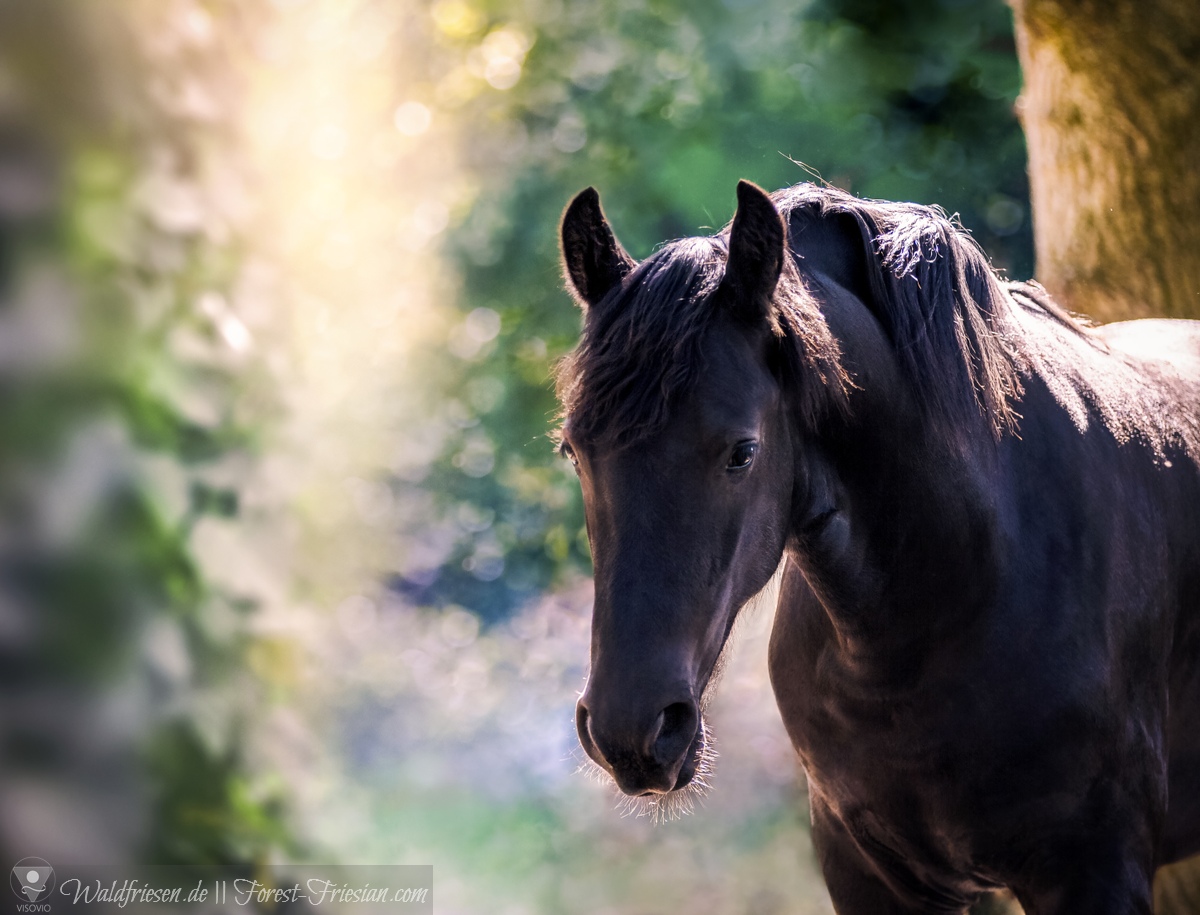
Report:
576,701,589,742
577,693,697,793
651,700,698,767
576,701,608,768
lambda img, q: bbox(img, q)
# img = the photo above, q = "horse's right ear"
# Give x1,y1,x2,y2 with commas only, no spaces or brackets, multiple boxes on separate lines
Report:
720,180,786,319
560,187,637,310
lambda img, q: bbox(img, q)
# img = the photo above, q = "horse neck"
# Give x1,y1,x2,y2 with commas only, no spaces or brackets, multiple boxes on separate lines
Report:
784,283,1002,660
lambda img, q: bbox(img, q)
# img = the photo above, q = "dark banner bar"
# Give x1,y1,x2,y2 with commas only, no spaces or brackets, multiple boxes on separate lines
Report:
7,863,432,915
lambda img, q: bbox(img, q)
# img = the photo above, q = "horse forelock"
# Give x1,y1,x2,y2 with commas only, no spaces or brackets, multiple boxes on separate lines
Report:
555,237,726,449
555,231,847,449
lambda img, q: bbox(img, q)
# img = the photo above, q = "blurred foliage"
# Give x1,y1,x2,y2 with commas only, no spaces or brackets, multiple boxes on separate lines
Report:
0,0,292,867
403,0,1030,621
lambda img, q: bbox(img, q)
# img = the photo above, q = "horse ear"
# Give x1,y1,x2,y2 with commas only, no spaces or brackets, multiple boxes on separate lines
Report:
561,187,637,310
721,180,786,317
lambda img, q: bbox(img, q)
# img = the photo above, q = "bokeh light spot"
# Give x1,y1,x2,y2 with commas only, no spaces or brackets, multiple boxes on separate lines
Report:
431,0,484,38
394,101,433,136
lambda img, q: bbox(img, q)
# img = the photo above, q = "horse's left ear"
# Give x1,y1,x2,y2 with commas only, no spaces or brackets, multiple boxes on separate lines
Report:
721,180,786,318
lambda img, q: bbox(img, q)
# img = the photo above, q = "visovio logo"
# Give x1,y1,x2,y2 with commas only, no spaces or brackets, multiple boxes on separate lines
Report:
10,858,55,906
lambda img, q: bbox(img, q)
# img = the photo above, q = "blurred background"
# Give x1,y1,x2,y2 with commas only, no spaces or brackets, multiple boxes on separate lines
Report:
0,0,1029,912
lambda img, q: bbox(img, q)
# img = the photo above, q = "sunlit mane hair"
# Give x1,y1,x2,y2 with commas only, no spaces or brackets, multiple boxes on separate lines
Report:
557,183,1084,450
555,231,847,448
775,183,1075,439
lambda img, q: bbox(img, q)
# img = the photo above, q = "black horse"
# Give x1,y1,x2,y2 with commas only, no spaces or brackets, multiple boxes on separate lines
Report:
556,180,1200,914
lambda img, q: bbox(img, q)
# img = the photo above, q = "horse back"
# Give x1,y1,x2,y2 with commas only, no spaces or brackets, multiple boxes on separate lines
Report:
1095,318,1200,863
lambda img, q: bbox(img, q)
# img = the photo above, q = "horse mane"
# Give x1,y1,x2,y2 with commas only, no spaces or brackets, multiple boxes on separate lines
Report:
772,183,1074,440
558,182,1087,449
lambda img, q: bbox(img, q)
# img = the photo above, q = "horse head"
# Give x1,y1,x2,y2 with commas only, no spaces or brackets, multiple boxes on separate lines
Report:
558,182,807,810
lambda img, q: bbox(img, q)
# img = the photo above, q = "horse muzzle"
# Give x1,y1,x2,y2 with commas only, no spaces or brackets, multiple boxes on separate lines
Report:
575,691,703,795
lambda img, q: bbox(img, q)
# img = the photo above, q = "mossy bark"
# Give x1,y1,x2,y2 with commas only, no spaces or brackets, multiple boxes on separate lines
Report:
1010,0,1200,320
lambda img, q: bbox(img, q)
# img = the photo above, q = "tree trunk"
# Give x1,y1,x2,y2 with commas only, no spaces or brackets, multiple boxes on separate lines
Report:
1010,0,1200,320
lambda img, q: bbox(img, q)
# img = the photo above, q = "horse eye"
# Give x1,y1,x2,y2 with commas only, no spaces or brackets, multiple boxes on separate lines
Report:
560,442,579,468
727,441,758,471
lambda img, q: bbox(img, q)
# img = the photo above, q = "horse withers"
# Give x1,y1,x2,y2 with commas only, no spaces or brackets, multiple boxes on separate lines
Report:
556,180,1200,914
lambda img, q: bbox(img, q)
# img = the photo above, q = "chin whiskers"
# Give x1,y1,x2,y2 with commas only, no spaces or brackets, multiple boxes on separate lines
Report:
574,746,613,784
619,738,718,825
